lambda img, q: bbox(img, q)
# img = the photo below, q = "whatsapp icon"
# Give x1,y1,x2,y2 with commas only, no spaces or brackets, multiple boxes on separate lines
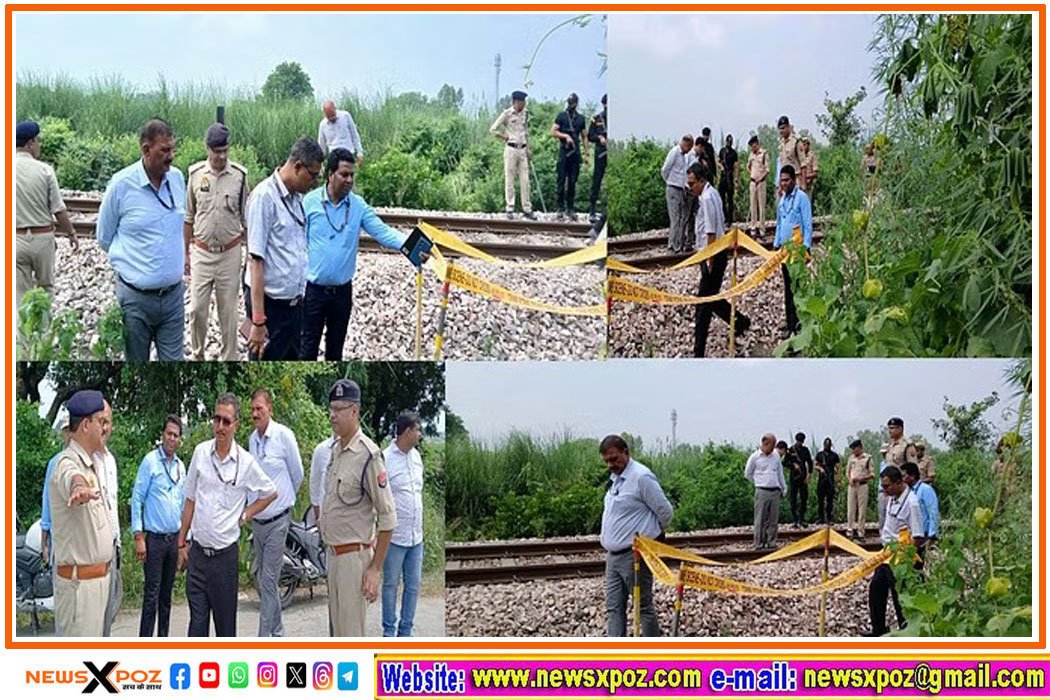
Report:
229,662,249,689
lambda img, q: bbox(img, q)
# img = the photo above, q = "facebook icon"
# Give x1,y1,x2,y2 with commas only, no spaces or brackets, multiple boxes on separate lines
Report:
170,663,191,690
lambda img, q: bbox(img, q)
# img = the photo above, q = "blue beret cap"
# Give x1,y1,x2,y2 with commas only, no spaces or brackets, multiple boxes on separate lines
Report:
67,390,105,418
511,90,527,101
329,379,361,403
16,120,40,145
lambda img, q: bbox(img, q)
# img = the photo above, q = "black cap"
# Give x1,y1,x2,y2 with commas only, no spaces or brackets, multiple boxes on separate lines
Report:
328,379,361,403
777,115,790,127
887,417,904,428
795,432,805,442
850,439,864,449
511,90,527,101
567,92,579,104
68,390,105,418
16,120,40,147
748,135,759,145
701,126,711,137
205,122,229,148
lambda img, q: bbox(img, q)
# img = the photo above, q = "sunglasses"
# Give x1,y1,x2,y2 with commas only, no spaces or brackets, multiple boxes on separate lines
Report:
212,414,236,427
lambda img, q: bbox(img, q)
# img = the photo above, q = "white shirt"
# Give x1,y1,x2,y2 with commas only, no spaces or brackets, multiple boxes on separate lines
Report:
309,436,337,507
317,110,364,157
744,449,787,493
383,443,424,547
184,439,275,549
694,181,726,248
249,419,304,520
599,459,673,552
95,448,120,540
880,485,924,545
660,147,690,189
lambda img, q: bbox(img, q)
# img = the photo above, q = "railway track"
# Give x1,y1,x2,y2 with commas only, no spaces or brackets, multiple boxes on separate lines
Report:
446,526,883,586
64,196,595,238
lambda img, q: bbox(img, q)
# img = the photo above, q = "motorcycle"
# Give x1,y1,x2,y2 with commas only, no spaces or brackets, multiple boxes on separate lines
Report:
247,509,327,609
15,519,54,633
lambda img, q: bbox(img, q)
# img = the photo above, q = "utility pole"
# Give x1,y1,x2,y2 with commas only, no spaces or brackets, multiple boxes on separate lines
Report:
494,53,502,111
670,409,678,451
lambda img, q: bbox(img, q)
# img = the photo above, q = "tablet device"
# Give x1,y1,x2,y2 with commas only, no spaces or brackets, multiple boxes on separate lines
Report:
401,226,433,267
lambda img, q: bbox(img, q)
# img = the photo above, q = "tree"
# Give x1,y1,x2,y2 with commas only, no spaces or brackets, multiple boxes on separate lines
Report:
260,61,314,102
445,407,468,440
931,392,1000,451
815,87,868,146
436,84,464,111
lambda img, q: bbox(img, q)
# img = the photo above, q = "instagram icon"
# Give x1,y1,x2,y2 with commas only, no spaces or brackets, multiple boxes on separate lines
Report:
258,662,279,688
313,662,334,690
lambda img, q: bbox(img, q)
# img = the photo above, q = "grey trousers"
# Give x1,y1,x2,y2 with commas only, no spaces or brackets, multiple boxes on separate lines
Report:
253,512,291,637
604,549,660,637
753,488,782,548
665,185,689,252
102,544,122,637
877,491,888,532
115,277,185,361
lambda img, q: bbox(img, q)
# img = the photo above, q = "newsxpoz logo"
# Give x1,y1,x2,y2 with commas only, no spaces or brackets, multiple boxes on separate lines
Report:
25,661,164,693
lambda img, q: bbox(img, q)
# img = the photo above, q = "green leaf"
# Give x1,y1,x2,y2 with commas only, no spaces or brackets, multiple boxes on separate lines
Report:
805,297,828,319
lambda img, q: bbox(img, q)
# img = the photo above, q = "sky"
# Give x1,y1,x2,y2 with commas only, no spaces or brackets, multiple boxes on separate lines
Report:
446,359,1025,452
13,12,606,109
609,13,881,144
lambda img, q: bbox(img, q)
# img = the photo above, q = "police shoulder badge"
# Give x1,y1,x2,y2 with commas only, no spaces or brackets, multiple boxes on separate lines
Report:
377,471,388,488
200,175,210,192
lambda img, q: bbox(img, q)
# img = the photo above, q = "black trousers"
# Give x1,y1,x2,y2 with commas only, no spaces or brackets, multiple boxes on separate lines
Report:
589,151,607,215
556,151,581,212
719,179,736,225
781,264,800,332
789,479,809,524
139,532,178,637
245,289,303,361
868,563,905,636
816,479,835,524
300,281,353,361
187,541,239,637
694,251,750,357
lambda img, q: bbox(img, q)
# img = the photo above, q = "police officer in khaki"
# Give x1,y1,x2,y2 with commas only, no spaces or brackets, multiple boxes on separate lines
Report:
49,390,114,637
915,442,936,484
183,123,249,361
745,135,769,237
775,115,802,199
15,120,78,311
845,438,874,541
489,90,535,219
884,416,918,468
319,379,397,637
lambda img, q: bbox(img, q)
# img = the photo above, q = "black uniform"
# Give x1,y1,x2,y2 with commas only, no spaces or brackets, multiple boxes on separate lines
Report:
786,444,813,526
587,109,607,218
814,447,841,524
718,145,738,224
554,109,586,216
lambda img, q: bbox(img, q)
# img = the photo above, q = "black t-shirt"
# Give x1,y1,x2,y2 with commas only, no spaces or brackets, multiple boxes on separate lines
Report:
588,110,607,154
555,110,586,154
794,444,814,476
782,450,804,483
815,449,841,483
719,146,738,179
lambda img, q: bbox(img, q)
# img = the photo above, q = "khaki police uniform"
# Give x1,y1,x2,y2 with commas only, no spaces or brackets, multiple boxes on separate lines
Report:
800,150,818,194
185,160,248,361
917,455,936,483
885,437,917,468
846,452,874,538
319,430,397,636
49,440,114,637
15,150,66,306
746,147,769,235
489,107,532,214
779,131,803,177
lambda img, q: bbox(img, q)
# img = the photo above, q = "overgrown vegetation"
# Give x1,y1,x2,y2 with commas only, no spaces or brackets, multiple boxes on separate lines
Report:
16,73,600,214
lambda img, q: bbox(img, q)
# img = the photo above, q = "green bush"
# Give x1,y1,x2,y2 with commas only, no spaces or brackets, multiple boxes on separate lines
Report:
35,116,76,165
15,401,62,530
606,139,668,235
56,135,133,191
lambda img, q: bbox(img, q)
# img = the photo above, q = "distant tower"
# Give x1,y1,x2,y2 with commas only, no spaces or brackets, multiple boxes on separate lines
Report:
494,54,502,111
671,409,678,451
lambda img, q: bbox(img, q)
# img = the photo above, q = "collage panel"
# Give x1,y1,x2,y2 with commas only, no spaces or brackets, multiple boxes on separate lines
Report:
14,360,445,638
13,13,607,364
444,359,1033,638
605,13,1032,359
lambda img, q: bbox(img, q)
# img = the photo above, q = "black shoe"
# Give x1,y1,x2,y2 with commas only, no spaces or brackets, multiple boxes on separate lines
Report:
505,211,514,219
556,210,567,221
734,315,752,336
567,210,578,221
861,630,883,637
523,211,537,220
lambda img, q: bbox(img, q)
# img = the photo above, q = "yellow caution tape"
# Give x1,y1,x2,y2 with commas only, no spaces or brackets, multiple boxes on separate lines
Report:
609,248,788,305
419,221,606,269
677,550,892,597
634,530,871,569
607,229,775,275
634,537,731,568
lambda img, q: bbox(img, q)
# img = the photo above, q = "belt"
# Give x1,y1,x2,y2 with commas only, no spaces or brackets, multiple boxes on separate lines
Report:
757,486,782,492
266,294,304,308
17,225,56,235
607,547,633,556
145,531,180,541
119,276,181,297
331,542,372,556
307,280,352,295
56,561,109,581
506,142,528,149
253,507,290,526
192,541,237,558
192,235,243,254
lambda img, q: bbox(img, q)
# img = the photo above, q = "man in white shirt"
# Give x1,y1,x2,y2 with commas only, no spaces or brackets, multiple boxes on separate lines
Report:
687,162,751,357
744,434,787,550
660,135,694,253
599,434,673,637
866,465,924,636
310,434,338,522
178,393,277,637
94,400,122,637
248,388,304,637
318,100,364,163
381,411,426,637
